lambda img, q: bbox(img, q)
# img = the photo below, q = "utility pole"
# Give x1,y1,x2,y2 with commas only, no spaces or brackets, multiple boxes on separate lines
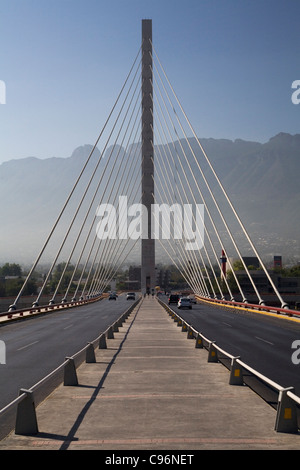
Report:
141,19,155,295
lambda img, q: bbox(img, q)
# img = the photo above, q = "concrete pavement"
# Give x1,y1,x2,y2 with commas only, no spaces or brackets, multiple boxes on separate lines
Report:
0,296,299,450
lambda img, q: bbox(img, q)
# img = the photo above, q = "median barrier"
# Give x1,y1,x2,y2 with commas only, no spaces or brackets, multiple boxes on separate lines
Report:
64,357,78,386
98,333,107,349
86,343,96,363
275,388,298,433
195,333,203,349
207,342,218,363
15,390,38,436
187,327,194,339
107,326,114,339
229,357,243,386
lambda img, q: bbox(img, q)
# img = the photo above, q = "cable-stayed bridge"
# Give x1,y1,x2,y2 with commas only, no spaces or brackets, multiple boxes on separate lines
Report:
1,20,300,444
4,19,297,316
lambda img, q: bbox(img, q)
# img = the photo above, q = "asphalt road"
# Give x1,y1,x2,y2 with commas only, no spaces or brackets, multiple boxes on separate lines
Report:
163,296,300,396
0,294,137,411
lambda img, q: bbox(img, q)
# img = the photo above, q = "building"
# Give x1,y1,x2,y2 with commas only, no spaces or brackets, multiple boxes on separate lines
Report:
274,256,282,269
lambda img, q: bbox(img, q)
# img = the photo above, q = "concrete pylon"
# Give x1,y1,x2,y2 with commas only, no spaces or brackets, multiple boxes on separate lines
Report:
275,387,298,433
15,389,38,435
141,19,155,295
86,343,96,363
195,333,203,348
229,357,243,385
64,357,78,386
98,333,107,349
208,341,218,362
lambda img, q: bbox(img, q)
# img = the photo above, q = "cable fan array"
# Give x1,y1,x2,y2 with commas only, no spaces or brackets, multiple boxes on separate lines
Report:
9,43,288,311
150,42,287,308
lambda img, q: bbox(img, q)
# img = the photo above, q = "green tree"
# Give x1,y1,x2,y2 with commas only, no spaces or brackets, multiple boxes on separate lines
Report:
49,262,79,294
0,263,22,277
232,260,244,271
4,278,37,297
289,265,300,277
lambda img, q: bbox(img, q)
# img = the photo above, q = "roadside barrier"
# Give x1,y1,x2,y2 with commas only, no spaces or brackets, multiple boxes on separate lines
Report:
158,298,300,435
0,294,108,323
0,297,141,438
195,295,300,318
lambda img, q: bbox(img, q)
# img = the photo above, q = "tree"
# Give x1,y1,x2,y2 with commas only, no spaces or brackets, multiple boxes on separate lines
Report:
48,262,81,294
5,278,37,296
288,265,300,277
0,263,22,277
232,260,244,271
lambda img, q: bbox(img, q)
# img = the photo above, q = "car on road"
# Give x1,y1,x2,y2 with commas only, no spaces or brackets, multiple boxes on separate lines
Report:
126,292,136,300
109,293,117,300
168,294,180,305
178,297,192,309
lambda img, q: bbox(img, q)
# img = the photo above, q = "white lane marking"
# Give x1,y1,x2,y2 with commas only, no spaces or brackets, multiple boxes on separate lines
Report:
17,340,39,351
255,336,274,346
222,322,232,327
63,324,74,330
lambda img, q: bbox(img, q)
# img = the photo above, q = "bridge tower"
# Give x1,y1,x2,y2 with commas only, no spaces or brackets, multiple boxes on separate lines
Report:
141,19,155,295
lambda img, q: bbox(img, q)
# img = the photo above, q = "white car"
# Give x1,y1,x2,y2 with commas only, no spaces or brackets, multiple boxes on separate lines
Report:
126,292,136,300
178,297,192,309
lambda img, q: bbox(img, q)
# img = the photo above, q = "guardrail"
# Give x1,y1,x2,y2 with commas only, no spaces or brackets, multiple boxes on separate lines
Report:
0,297,141,438
0,294,108,322
158,298,300,434
195,295,300,318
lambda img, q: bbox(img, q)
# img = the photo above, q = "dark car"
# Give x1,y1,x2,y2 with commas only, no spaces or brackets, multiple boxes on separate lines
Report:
109,294,117,300
168,294,180,304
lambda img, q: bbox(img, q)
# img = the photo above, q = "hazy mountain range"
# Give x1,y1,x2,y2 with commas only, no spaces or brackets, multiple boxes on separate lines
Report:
0,132,299,267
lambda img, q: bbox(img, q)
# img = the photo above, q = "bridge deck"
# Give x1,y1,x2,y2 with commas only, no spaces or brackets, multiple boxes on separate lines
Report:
1,296,299,450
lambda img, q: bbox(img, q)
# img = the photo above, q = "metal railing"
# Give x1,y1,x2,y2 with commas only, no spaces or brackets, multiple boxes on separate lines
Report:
0,294,108,322
0,297,141,438
158,298,300,434
195,295,300,318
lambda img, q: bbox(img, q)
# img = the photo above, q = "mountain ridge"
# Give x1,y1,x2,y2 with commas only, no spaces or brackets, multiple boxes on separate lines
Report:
0,133,299,265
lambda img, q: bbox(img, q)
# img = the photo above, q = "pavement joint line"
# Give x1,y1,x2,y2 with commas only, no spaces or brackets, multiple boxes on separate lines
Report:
70,394,238,399
109,356,203,358
28,437,280,446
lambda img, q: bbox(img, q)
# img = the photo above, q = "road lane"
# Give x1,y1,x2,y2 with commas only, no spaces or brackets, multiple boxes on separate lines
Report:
0,294,137,410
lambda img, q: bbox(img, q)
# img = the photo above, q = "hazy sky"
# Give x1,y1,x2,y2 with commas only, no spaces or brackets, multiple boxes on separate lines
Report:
0,0,299,164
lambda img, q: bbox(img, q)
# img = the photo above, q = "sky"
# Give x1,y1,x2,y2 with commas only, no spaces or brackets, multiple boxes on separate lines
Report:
0,0,300,165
